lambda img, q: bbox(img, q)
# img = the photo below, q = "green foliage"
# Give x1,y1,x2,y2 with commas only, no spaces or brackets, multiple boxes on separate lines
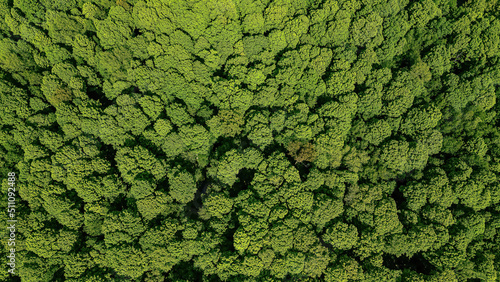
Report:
105,245,148,279
168,167,197,204
201,192,233,219
323,221,359,250
3,0,500,280
115,145,166,184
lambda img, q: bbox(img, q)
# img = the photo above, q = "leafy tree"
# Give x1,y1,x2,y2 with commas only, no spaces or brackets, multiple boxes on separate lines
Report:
323,221,359,250
200,192,233,219
168,167,197,204
115,145,167,184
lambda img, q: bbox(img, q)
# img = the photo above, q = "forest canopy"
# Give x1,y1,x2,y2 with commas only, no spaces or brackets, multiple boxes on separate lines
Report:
1,0,500,281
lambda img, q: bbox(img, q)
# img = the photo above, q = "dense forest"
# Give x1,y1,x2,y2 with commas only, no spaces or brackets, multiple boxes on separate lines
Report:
1,0,500,281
